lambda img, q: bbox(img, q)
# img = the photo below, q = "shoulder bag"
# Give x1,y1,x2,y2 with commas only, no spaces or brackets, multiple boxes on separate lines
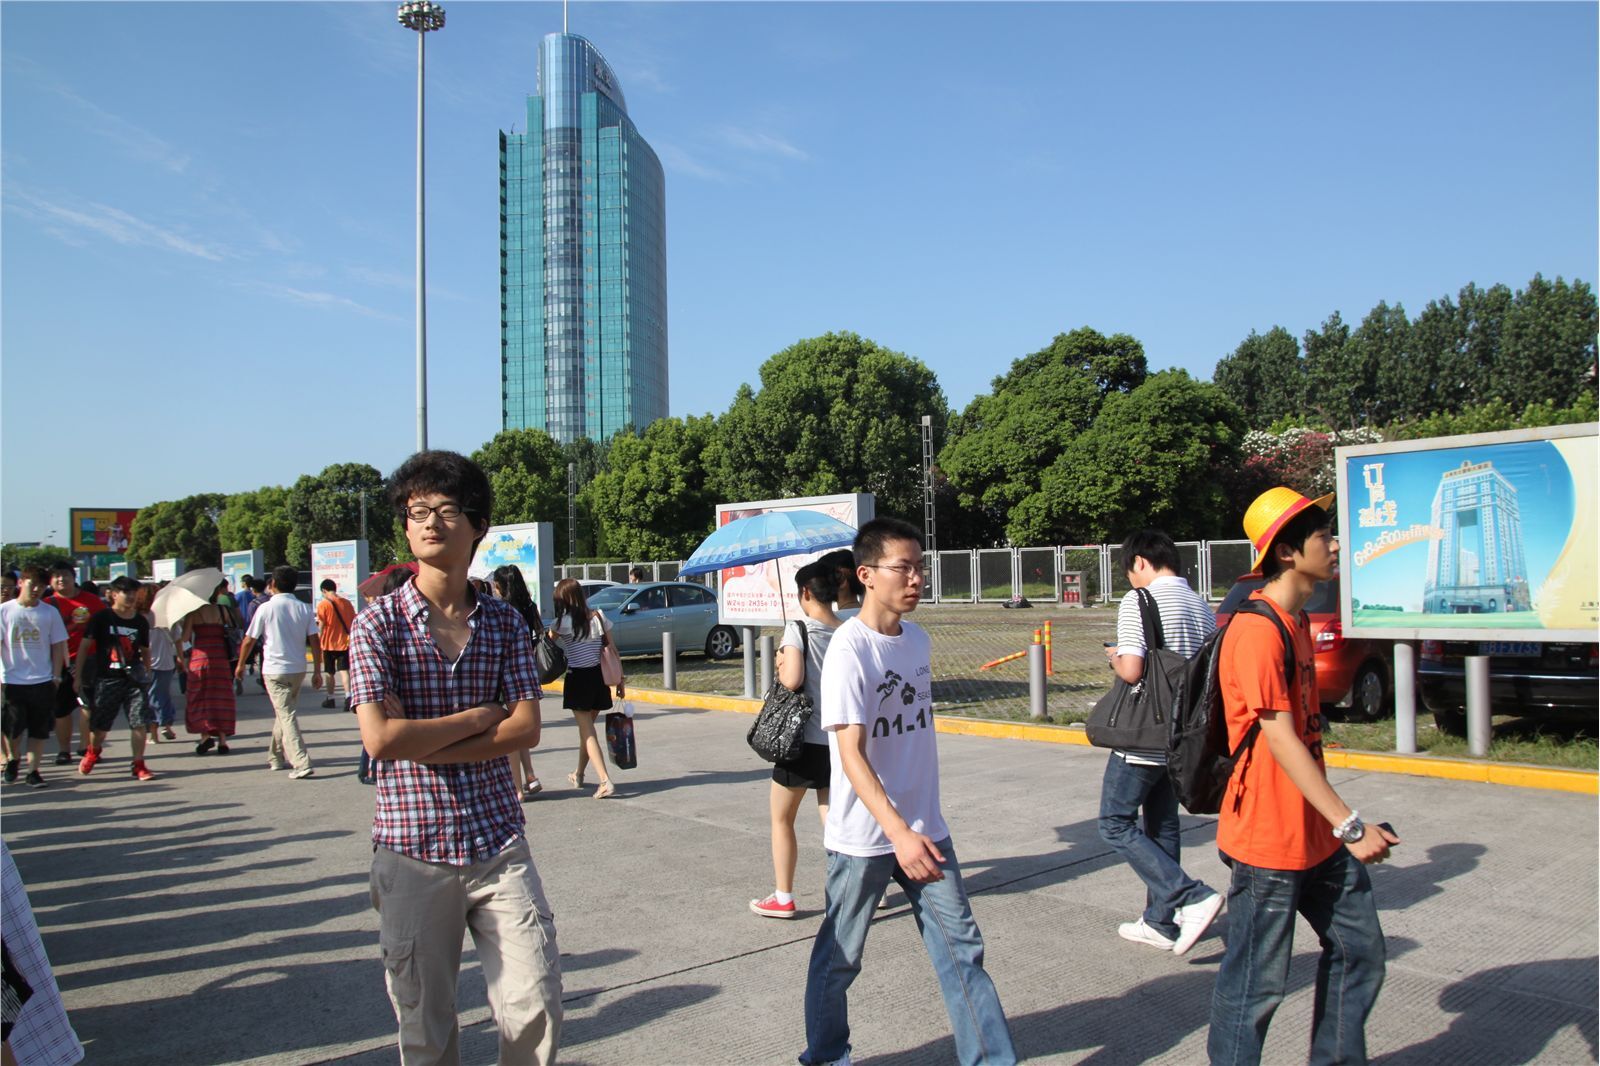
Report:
746,622,814,763
1085,588,1185,751
598,615,624,687
534,625,568,684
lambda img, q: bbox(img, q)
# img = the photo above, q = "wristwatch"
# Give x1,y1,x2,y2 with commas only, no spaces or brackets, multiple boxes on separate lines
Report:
1333,811,1365,843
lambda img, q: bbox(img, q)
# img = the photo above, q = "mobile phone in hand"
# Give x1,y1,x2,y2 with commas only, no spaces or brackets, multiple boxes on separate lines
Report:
1377,821,1398,844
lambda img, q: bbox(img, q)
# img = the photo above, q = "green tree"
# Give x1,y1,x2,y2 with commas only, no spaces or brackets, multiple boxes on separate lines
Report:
1352,301,1412,425
0,543,75,574
1496,274,1597,410
471,429,567,526
939,327,1147,542
217,486,293,569
706,332,947,520
127,494,226,571
1212,327,1304,424
1021,371,1244,543
283,463,393,568
589,415,719,559
1301,311,1354,429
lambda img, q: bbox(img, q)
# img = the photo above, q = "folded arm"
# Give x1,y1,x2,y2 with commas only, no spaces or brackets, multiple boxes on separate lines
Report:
356,696,506,762
415,698,541,764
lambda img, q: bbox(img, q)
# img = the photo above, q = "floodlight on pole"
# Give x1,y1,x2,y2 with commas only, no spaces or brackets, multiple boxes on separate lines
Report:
398,0,445,452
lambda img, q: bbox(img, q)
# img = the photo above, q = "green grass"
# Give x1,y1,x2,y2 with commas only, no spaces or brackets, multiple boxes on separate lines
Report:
1325,717,1598,769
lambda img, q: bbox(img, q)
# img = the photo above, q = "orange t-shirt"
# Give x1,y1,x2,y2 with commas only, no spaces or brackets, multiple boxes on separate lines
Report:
1215,590,1340,871
315,595,356,653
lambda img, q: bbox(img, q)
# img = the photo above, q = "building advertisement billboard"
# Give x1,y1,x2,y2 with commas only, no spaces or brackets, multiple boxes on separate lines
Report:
68,508,138,557
715,493,875,628
469,523,555,615
1335,423,1597,641
108,562,131,580
311,540,369,614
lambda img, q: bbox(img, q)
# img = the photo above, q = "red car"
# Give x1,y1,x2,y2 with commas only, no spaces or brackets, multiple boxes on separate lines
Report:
1215,575,1395,721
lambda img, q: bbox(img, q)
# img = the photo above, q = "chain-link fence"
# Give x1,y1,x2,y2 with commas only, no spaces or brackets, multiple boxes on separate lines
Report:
936,551,973,602
977,549,1014,601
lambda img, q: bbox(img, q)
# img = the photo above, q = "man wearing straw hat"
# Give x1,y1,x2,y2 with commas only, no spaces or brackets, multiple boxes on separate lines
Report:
1208,487,1399,1066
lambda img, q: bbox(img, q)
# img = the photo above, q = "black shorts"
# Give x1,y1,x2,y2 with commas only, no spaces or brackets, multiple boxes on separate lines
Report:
90,676,151,732
772,742,831,791
322,650,350,673
54,666,79,718
3,683,56,740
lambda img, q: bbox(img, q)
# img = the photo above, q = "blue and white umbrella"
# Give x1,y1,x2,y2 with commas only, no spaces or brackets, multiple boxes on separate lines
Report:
679,509,857,576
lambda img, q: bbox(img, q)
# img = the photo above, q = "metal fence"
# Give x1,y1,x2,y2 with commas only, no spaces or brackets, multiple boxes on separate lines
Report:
557,539,1259,603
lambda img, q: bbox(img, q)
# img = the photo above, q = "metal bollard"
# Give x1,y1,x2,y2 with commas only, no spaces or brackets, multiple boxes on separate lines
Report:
742,626,757,699
1028,643,1047,720
661,632,676,690
1392,642,1416,754
1465,655,1491,757
760,634,776,694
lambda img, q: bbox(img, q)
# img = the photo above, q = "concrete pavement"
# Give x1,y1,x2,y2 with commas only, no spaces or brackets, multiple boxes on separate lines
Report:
2,684,1595,1065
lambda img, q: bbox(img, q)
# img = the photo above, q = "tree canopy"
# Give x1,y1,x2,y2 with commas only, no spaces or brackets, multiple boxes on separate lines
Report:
284,463,393,568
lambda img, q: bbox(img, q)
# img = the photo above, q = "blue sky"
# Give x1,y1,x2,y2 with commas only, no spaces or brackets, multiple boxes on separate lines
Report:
3,1,1595,545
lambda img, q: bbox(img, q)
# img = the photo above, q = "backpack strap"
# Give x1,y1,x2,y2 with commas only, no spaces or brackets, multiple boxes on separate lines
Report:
1233,598,1297,690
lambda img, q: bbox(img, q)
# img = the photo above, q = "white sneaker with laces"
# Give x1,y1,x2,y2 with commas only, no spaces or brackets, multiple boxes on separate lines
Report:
1117,917,1175,950
1172,891,1224,956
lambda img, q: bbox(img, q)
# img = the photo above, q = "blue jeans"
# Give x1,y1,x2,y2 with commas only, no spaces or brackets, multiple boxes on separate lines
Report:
801,838,1016,1066
146,669,177,728
1097,752,1212,939
1208,846,1386,1066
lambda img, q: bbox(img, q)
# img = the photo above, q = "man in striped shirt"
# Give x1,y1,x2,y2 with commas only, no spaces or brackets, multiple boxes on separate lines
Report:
348,451,561,1065
1099,529,1223,956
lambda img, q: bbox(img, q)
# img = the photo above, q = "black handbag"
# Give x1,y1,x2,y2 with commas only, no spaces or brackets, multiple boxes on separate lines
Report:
534,633,567,684
747,622,813,763
1085,588,1184,752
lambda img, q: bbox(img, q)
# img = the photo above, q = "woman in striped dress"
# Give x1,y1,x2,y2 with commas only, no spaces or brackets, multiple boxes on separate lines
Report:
180,600,237,754
548,579,619,799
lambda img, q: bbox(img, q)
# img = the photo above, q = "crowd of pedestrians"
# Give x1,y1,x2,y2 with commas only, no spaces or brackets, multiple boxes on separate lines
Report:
0,448,1399,1066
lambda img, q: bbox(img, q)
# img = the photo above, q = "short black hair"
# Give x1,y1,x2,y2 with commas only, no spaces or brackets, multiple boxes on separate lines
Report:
19,564,49,585
816,548,864,599
1120,530,1181,575
272,565,299,594
794,561,837,604
1260,504,1332,581
49,561,76,575
853,517,923,567
319,579,337,592
388,450,493,549
108,575,142,596
629,566,647,582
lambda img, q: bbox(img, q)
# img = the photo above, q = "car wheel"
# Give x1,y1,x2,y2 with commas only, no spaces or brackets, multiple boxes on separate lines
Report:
705,625,738,660
1349,662,1389,722
1433,706,1467,737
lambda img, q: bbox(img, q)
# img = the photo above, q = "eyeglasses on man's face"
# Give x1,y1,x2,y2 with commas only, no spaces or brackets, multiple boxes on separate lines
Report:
405,502,467,522
865,562,923,579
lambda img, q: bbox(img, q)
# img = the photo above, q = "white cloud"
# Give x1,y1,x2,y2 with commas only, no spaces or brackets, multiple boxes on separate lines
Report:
654,142,734,184
718,125,809,161
241,280,401,322
5,186,227,261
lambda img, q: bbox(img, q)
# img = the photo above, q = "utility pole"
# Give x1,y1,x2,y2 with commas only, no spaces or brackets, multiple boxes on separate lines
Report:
397,0,445,451
922,414,938,602
567,462,578,560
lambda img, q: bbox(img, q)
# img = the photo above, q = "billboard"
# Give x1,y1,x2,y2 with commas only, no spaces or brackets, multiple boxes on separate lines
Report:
715,493,875,628
470,523,555,615
222,550,265,596
311,540,369,614
69,508,138,556
1336,423,1598,641
151,558,184,582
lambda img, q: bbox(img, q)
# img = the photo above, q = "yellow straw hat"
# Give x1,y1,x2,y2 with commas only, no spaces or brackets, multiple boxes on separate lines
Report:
1243,487,1334,573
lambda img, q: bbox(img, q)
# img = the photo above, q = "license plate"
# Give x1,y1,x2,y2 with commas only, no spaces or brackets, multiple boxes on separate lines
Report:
1478,641,1540,657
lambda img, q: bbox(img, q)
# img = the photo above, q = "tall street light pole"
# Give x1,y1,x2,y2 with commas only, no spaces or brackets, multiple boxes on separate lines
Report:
398,0,444,452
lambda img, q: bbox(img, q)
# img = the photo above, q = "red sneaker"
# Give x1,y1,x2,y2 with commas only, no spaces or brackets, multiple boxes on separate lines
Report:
77,748,101,776
749,893,798,919
132,762,157,782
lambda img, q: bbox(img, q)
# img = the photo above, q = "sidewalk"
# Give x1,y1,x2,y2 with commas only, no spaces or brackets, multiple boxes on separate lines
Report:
3,686,1595,1065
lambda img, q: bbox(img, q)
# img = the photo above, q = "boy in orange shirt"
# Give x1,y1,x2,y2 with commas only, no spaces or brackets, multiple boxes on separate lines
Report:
315,579,356,709
1208,488,1399,1066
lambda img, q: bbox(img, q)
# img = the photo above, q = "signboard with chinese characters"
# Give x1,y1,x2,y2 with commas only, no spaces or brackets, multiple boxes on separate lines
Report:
1335,424,1598,641
715,494,875,629
311,540,369,614
469,523,555,615
221,550,264,598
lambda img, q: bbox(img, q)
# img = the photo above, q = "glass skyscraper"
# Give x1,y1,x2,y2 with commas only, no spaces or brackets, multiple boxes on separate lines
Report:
500,32,668,443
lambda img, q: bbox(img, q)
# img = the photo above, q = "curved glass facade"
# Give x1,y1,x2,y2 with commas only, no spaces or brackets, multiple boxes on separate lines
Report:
500,32,667,443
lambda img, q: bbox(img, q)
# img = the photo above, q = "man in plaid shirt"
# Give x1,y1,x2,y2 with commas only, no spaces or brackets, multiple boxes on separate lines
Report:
349,451,560,1065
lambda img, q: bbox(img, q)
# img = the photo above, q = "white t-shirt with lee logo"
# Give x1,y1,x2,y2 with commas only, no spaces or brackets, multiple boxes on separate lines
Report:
820,617,948,857
0,601,68,685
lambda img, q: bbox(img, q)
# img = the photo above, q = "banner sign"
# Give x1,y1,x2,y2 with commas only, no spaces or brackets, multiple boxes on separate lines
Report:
108,562,131,580
1336,423,1598,641
151,558,184,582
311,540,369,614
715,494,875,628
470,523,555,616
68,508,138,555
221,550,264,597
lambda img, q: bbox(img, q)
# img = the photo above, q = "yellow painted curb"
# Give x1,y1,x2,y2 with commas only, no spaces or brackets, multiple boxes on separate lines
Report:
542,683,1597,796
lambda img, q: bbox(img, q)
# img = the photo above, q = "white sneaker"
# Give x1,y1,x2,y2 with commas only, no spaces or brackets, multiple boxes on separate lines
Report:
288,767,315,780
821,1055,853,1066
1117,918,1175,950
1173,891,1225,956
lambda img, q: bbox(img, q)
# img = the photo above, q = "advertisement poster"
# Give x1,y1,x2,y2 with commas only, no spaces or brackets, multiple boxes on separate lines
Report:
108,562,131,580
715,494,875,628
151,559,184,582
469,523,554,614
222,550,265,596
1336,424,1598,641
69,508,138,557
311,540,369,613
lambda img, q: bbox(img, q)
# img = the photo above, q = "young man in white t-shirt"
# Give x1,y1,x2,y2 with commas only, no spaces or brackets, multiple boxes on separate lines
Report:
0,566,69,788
236,566,322,779
800,518,1015,1066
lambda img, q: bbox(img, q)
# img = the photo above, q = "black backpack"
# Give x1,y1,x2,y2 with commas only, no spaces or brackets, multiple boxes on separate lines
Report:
1167,598,1298,816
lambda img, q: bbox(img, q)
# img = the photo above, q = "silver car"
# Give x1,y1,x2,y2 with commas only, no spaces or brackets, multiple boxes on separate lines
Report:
587,582,740,659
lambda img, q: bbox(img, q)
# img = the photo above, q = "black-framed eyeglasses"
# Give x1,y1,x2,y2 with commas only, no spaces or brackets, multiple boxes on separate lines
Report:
404,502,467,522
864,562,923,578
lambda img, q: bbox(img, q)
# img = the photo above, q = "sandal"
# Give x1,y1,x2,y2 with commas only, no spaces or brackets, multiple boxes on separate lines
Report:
567,771,584,789
523,779,543,798
195,737,216,756
593,781,615,800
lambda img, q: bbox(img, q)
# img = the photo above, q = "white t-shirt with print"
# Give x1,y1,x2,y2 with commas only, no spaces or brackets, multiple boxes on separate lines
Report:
820,617,948,857
0,601,68,684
